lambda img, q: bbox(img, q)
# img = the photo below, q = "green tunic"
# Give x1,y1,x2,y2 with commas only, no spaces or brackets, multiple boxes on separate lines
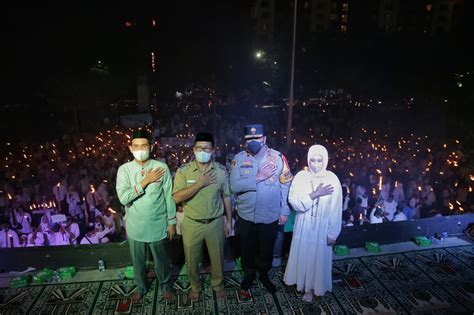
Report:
116,159,176,242
172,160,231,219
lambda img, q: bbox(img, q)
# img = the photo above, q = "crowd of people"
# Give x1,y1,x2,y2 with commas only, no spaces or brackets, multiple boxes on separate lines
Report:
0,89,472,302
0,89,472,250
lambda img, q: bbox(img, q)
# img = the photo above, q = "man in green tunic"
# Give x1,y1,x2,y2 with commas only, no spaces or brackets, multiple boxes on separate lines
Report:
172,132,232,301
116,129,176,302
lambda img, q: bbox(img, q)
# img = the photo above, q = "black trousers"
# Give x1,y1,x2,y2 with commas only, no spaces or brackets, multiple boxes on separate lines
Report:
237,216,279,277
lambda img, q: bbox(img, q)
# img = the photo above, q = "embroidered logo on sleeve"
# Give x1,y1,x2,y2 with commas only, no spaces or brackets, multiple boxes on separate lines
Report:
279,154,294,183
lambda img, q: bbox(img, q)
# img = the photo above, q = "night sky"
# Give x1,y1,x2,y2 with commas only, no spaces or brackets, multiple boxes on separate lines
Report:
2,1,473,107
3,2,252,104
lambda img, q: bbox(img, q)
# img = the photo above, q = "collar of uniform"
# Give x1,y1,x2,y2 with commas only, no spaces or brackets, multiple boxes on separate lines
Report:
191,160,215,172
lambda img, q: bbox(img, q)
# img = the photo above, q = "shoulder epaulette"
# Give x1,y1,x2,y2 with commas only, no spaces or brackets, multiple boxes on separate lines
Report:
214,162,227,172
235,150,247,158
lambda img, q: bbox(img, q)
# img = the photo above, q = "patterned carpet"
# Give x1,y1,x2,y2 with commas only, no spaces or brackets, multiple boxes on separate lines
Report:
1,245,473,314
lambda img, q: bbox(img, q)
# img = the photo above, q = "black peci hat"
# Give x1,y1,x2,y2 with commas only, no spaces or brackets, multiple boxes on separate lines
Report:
194,132,214,146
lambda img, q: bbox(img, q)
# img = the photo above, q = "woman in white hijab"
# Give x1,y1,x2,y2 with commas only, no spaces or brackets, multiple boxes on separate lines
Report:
284,144,343,302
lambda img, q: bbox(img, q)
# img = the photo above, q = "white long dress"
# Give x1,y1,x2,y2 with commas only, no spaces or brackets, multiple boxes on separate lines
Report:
284,169,343,295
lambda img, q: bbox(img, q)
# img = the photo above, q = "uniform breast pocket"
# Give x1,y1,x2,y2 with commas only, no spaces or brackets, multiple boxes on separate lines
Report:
239,166,256,177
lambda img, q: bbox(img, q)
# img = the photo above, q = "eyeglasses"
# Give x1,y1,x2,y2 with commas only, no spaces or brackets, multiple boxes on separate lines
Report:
194,146,212,153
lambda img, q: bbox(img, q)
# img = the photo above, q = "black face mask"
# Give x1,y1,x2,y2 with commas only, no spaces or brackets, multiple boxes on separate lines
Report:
246,140,264,155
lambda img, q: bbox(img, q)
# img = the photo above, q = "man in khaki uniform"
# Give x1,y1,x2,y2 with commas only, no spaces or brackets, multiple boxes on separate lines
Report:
173,132,232,301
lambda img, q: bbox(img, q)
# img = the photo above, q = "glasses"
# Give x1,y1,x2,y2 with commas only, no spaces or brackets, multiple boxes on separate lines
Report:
194,146,212,153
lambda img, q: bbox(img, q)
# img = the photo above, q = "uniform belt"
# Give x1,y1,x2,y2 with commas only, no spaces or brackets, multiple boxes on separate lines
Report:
187,215,222,224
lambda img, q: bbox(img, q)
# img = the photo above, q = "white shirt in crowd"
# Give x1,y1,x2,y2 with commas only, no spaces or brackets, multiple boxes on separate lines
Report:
342,184,351,211
40,222,51,233
67,191,82,217
369,207,384,224
383,200,398,221
0,229,20,248
69,222,81,244
13,212,32,234
51,230,71,246
80,227,111,245
27,231,45,247
52,182,67,202
392,212,407,222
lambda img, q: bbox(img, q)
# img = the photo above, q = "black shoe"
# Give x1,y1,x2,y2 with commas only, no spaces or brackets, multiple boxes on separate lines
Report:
240,274,256,290
259,275,276,293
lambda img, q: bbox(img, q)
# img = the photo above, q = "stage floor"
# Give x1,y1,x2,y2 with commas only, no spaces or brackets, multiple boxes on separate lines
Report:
1,237,473,314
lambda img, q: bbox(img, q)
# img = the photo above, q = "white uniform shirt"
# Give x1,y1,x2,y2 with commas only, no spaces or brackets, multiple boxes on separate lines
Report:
0,229,20,248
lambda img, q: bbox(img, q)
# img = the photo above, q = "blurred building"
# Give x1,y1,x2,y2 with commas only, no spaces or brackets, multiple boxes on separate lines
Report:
250,0,465,40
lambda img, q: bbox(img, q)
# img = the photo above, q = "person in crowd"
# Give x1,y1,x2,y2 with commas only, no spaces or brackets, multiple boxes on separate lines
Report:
369,201,384,224
441,180,455,212
116,129,176,302
393,207,408,222
284,144,342,302
344,212,355,227
86,182,105,211
403,196,421,220
12,206,32,235
52,180,68,215
230,124,293,293
392,181,405,205
101,207,117,240
50,222,74,246
66,185,82,219
97,179,110,206
420,183,436,208
382,194,397,221
80,225,112,245
19,234,28,247
39,215,51,233
173,132,232,301
0,219,20,248
351,197,367,225
341,178,352,211
66,216,81,245
27,223,46,247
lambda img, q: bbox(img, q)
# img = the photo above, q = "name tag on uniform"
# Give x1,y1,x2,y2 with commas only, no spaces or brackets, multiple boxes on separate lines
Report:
187,180,196,184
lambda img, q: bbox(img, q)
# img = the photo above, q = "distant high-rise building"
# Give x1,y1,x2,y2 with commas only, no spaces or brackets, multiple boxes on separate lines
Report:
378,0,400,32
251,0,276,45
121,14,160,111
430,0,464,35
251,0,464,40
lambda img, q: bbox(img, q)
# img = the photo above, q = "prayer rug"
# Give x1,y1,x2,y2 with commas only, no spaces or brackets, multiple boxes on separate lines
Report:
1,245,473,314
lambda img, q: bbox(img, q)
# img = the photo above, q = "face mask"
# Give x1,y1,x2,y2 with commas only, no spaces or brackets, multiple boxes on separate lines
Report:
132,150,149,162
246,140,264,155
195,151,212,163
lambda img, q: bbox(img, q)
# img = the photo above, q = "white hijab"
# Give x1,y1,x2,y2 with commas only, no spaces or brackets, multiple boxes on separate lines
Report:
307,144,329,177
